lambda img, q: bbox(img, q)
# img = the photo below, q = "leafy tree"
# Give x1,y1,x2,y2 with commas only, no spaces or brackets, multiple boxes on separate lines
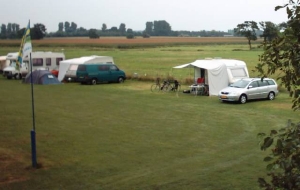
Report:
259,21,279,42
101,23,107,32
31,23,46,40
110,26,118,32
126,28,133,33
11,23,16,33
0,24,6,39
145,21,153,36
88,29,99,39
64,21,70,33
7,23,12,34
70,22,77,32
15,24,19,32
58,22,63,32
119,23,126,35
234,21,259,49
153,20,172,36
257,1,300,189
278,22,288,31
17,28,25,38
142,31,150,38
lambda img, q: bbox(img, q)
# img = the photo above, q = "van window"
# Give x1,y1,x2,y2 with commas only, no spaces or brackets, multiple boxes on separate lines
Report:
33,58,43,66
46,58,51,66
110,65,118,71
56,58,63,66
77,65,86,71
98,65,109,71
230,68,247,77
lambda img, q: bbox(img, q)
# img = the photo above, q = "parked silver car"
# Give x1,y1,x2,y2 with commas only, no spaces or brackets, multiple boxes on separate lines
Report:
218,78,279,104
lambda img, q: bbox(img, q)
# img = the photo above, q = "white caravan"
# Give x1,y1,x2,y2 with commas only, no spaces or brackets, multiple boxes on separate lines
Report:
0,55,9,73
3,51,65,79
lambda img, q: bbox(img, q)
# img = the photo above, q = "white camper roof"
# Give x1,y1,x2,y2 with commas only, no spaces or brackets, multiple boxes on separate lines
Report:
58,56,114,81
173,59,248,96
6,52,18,60
0,56,6,61
23,51,65,61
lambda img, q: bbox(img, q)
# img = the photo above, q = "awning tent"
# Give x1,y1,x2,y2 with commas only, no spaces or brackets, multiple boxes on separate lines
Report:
174,59,245,96
58,56,114,81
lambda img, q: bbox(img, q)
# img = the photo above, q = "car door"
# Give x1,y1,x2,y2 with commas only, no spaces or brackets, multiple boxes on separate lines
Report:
97,65,110,82
257,80,269,98
246,81,259,100
108,65,120,82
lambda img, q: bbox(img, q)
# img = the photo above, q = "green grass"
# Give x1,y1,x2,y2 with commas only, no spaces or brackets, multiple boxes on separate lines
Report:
0,76,298,190
0,44,298,189
0,44,264,83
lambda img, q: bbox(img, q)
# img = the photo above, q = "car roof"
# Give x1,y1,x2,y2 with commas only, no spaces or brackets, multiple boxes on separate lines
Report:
240,78,274,82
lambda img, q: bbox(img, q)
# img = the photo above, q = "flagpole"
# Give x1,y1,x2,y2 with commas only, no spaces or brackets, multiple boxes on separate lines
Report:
30,52,37,168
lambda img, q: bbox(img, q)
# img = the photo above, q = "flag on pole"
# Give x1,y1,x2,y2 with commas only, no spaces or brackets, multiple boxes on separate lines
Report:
16,20,32,70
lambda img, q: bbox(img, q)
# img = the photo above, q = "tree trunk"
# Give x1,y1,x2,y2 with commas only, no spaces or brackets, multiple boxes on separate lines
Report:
248,39,252,50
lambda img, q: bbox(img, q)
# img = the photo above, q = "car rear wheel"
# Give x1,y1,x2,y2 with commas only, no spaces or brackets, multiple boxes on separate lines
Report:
239,94,247,104
91,78,97,85
268,92,275,100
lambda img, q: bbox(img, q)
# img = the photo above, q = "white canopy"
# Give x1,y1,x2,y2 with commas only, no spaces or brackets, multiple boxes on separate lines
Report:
174,59,232,96
58,56,114,81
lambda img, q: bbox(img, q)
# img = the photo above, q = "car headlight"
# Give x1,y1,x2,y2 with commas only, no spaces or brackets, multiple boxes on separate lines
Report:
230,92,238,95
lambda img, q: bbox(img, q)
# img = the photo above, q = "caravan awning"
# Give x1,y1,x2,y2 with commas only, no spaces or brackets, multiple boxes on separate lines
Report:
173,59,230,96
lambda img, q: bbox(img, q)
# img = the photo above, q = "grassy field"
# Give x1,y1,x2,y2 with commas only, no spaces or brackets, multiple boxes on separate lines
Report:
0,39,298,189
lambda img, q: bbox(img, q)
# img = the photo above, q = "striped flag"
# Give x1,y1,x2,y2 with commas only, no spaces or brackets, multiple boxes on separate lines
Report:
16,21,32,70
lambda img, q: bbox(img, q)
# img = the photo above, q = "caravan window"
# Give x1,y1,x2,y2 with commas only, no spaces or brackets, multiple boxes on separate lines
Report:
56,58,63,66
230,68,247,77
46,58,51,66
33,58,43,66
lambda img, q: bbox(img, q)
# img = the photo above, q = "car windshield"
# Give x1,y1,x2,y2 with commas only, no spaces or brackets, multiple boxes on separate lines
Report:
229,80,250,88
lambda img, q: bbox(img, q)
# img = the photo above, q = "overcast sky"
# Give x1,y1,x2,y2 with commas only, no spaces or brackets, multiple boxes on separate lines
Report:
1,0,289,33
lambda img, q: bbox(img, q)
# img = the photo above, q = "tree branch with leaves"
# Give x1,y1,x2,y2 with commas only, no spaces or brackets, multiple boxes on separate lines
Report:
234,21,259,49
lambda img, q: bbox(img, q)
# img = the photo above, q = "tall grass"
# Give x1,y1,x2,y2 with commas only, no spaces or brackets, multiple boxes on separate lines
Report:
0,42,296,189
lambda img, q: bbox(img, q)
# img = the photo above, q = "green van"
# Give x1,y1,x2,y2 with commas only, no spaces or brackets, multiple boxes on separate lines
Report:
76,63,126,85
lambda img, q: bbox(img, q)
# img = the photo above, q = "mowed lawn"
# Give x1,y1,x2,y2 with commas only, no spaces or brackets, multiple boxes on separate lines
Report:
0,41,299,189
0,76,298,190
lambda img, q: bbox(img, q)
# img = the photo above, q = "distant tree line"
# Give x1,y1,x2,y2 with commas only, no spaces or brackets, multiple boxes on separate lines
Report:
0,23,47,40
0,20,287,41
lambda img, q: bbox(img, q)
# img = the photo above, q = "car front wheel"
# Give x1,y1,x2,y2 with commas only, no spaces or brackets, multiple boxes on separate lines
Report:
118,77,124,83
268,92,275,100
91,78,97,85
239,94,247,104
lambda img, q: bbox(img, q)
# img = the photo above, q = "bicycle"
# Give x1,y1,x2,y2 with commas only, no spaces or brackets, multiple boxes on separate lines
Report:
151,78,168,92
169,80,181,92
151,78,181,93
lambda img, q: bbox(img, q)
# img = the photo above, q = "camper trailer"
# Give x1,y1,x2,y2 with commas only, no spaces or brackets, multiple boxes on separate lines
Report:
3,51,65,79
0,55,9,74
